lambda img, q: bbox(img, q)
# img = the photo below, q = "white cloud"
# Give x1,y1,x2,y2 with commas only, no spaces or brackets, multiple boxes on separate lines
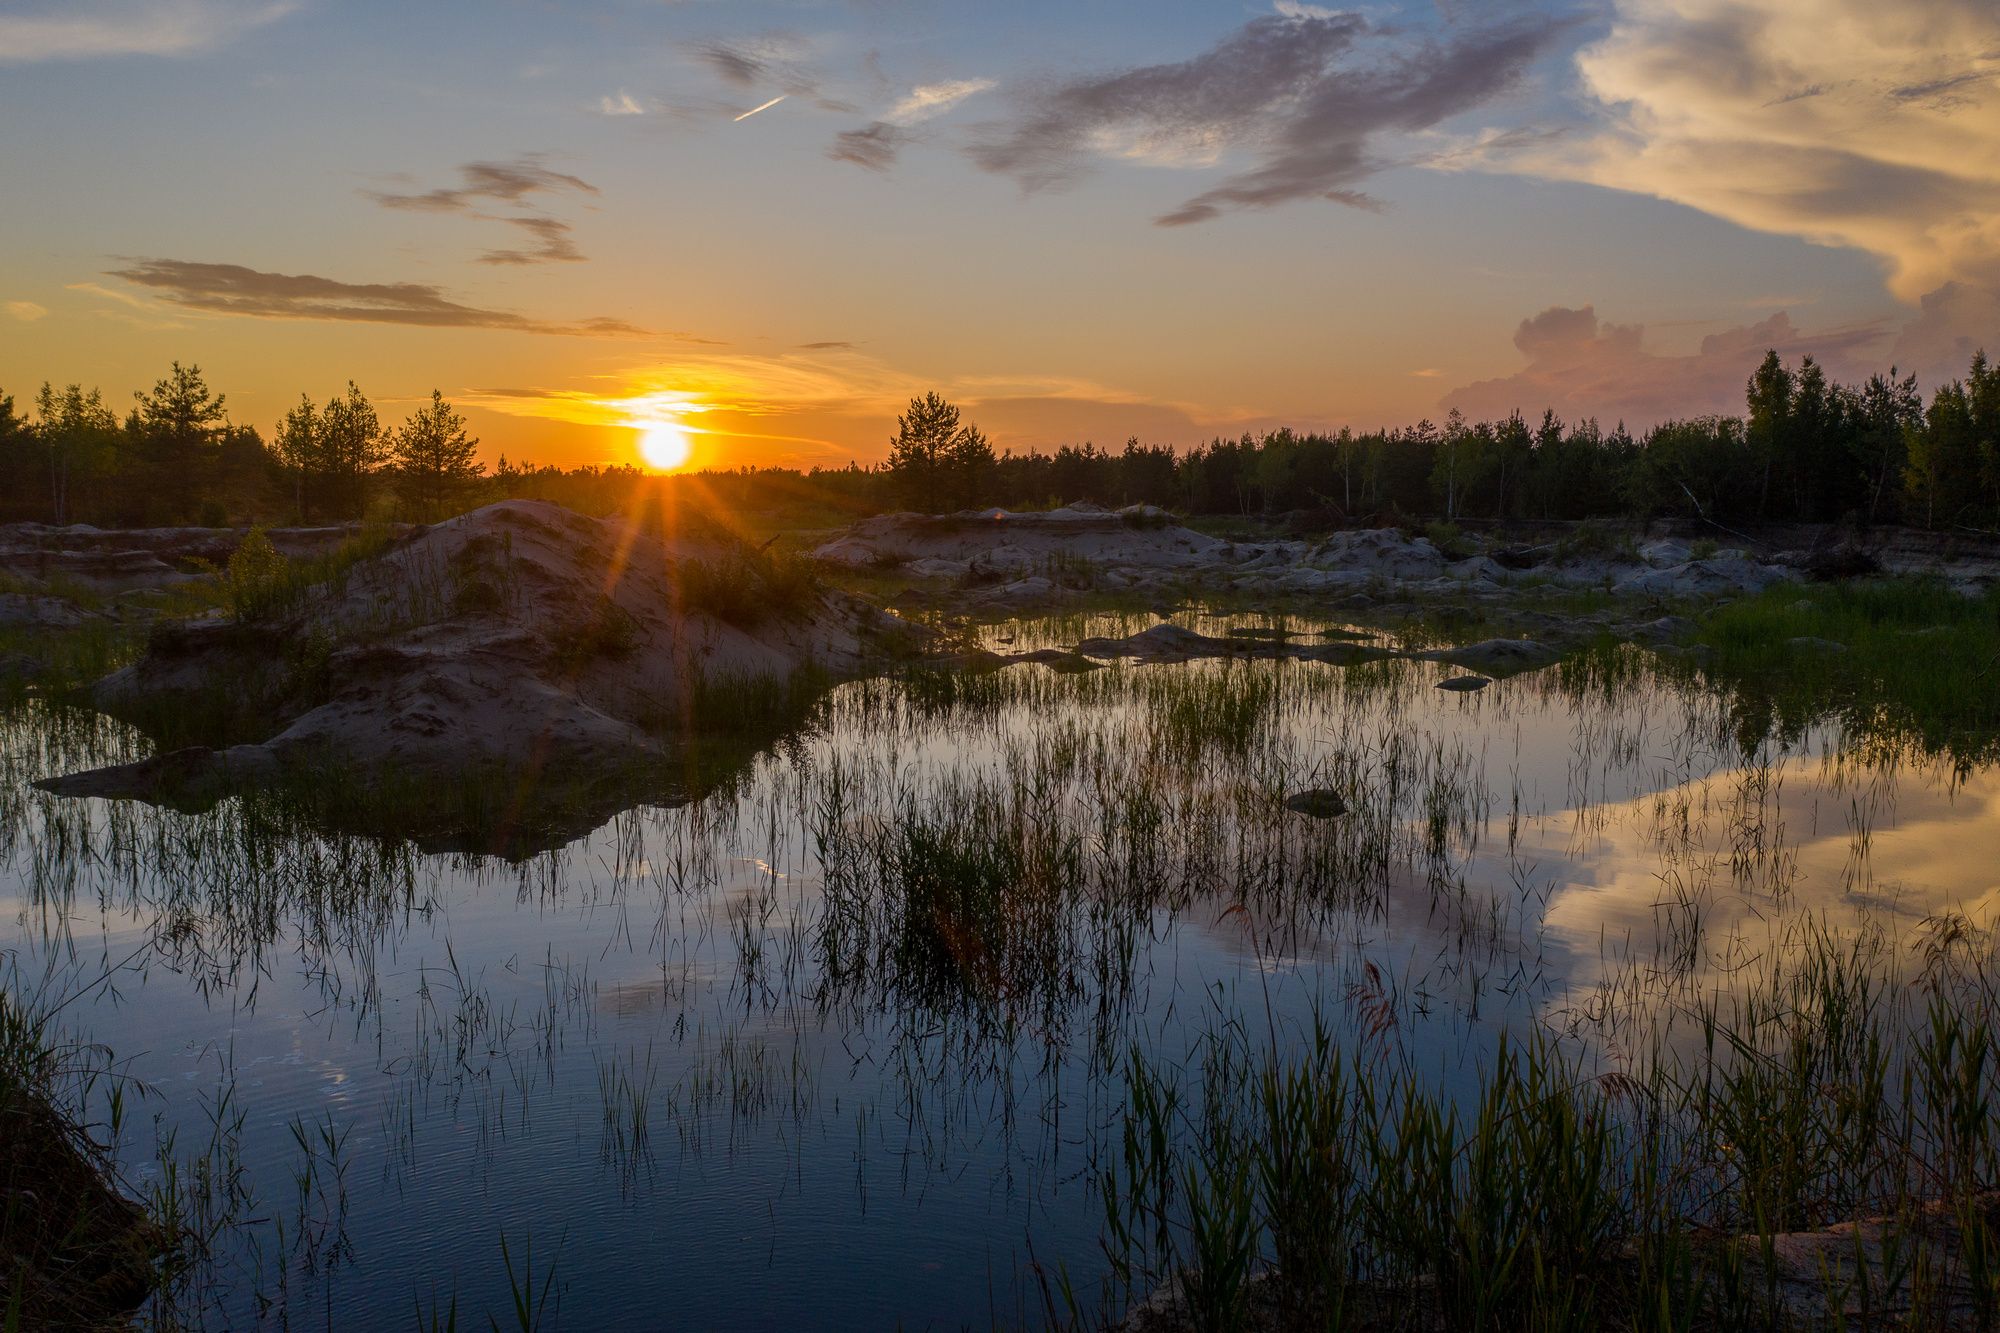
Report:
4,301,48,322
1516,0,2000,303
885,78,995,126
0,0,300,63
597,91,646,117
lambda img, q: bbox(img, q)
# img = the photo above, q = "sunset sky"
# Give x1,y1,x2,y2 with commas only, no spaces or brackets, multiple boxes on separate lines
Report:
2,0,1995,473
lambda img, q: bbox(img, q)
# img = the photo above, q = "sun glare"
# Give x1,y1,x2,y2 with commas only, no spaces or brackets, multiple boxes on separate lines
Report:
637,420,693,472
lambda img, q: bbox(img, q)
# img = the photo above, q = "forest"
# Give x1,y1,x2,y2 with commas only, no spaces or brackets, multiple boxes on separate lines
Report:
2,348,1997,531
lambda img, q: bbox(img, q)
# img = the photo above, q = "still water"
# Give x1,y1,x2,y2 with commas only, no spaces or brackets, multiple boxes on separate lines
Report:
3,613,1994,1328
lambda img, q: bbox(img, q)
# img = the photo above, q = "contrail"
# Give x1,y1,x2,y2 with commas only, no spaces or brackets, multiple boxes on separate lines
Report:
733,95,786,122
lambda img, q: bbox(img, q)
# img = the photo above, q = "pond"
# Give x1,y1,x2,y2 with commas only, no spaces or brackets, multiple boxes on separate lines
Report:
3,610,1996,1329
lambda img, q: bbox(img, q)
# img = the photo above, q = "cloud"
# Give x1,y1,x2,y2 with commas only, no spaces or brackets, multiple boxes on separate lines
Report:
828,122,906,170
695,33,817,96
477,217,583,266
1441,304,1888,427
962,10,1569,226
796,340,857,350
1889,282,2000,382
597,91,646,117
103,259,706,340
886,78,994,126
370,156,598,265
370,157,597,214
1514,0,2000,304
4,301,48,323
0,0,297,63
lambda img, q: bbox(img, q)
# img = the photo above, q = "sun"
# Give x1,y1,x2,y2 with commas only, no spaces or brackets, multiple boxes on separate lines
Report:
637,420,692,472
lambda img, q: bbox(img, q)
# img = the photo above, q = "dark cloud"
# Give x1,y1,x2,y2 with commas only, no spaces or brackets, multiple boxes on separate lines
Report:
796,340,857,350
695,35,817,96
1889,70,1988,103
827,122,905,170
370,157,597,213
104,259,711,341
369,156,597,265
699,41,764,87
1441,304,1888,427
478,217,582,266
961,12,1569,226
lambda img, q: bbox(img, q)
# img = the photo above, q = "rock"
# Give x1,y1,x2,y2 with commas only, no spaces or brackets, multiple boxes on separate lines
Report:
1636,538,1692,569
1630,615,1694,643
1044,653,1104,673
0,593,98,629
1614,556,1796,597
1078,623,1235,662
1803,543,1880,580
1436,674,1491,692
0,521,398,592
1283,789,1348,818
1306,528,1447,579
1417,637,1558,675
1448,555,1514,584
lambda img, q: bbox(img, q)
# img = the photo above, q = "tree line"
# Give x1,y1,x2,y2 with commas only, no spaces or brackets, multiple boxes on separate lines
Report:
2,348,1997,530
0,364,485,526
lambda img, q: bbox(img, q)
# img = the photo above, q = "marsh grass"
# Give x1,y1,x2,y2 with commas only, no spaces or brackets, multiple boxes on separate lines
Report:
0,969,163,1330
1083,915,2000,1333
0,621,140,702
1685,578,2000,764
13,600,2000,1327
678,546,824,628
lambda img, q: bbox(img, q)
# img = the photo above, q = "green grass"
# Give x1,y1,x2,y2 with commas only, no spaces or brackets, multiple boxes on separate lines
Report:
0,623,143,703
1685,577,2000,763
678,547,825,629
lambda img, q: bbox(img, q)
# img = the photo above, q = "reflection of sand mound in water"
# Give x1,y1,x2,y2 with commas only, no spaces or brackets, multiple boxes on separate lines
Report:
39,501,923,844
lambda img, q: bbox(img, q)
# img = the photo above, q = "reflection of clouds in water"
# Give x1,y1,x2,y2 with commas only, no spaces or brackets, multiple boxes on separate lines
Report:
1524,754,2000,987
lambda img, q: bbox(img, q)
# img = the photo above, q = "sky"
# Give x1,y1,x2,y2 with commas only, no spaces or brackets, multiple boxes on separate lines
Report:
1,0,1995,473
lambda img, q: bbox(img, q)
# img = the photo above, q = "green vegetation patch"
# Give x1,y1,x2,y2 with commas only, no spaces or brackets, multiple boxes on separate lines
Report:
1684,577,2000,763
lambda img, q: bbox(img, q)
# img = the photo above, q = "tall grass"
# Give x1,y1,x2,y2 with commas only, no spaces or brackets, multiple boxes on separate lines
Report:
1089,920,2000,1331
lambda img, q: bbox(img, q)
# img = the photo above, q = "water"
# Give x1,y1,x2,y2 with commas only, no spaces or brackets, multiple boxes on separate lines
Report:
4,613,1996,1328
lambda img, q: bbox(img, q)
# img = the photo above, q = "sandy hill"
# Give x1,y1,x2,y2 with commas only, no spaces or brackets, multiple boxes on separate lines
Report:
40,500,922,850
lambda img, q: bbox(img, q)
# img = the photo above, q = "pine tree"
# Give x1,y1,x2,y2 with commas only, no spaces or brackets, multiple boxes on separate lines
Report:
322,382,385,518
392,390,484,519
885,392,962,509
133,362,229,521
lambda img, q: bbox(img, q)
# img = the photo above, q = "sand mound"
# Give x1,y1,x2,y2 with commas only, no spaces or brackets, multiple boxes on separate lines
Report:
0,521,378,593
39,501,921,847
811,508,1814,606
814,504,1223,575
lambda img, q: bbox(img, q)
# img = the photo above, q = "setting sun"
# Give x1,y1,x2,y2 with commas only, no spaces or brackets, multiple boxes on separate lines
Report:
637,421,692,472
